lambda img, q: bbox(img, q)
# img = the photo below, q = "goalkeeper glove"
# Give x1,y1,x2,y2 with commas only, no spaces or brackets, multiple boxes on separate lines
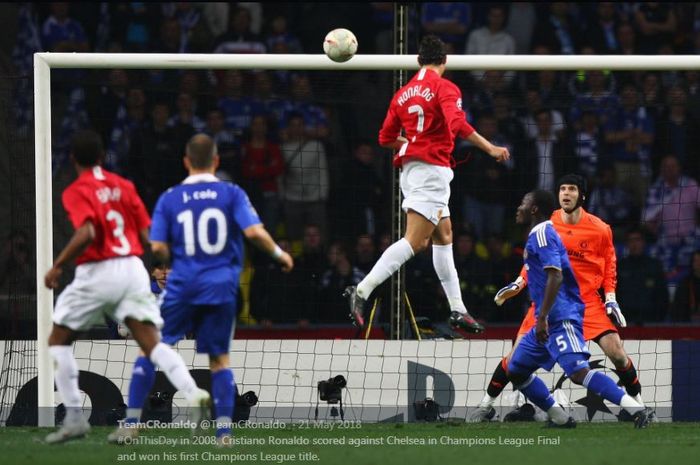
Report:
494,276,525,306
605,292,627,327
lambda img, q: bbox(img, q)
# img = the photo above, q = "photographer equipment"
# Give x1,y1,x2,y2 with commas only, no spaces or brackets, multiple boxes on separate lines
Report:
315,375,347,421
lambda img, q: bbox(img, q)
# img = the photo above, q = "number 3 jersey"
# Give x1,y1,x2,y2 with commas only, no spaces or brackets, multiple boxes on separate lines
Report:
150,174,261,305
62,166,150,264
524,221,585,325
378,67,475,168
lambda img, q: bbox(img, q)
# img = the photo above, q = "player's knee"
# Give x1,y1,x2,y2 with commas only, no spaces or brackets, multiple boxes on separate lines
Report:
507,371,530,387
209,354,229,372
407,236,430,253
567,367,589,385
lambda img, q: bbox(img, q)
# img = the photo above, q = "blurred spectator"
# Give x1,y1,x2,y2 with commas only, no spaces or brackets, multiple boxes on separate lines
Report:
218,70,262,137
506,2,535,54
570,70,619,129
154,17,182,53
106,87,148,174
168,92,206,133
250,239,302,326
466,5,515,69
420,3,471,51
532,2,580,55
573,110,604,181
319,242,365,323
480,235,522,322
460,113,512,239
0,231,34,295
108,3,159,52
332,142,384,239
355,235,377,275
587,166,634,237
128,101,184,210
654,85,700,180
643,155,700,246
521,89,566,140
604,83,655,207
266,15,302,53
201,3,229,38
492,93,526,145
583,2,621,54
616,22,638,55
453,230,487,312
169,3,213,53
672,250,700,322
280,114,330,241
241,114,285,233
519,108,574,193
617,228,669,323
283,74,330,140
294,224,326,321
41,2,89,52
205,109,239,180
634,2,677,54
213,6,266,54
87,69,129,143
641,72,664,120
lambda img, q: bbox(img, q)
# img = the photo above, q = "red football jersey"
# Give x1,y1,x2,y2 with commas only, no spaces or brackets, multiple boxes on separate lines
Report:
379,68,475,168
62,166,150,264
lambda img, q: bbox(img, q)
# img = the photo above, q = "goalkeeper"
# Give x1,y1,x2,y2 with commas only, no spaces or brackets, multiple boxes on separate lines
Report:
470,174,648,422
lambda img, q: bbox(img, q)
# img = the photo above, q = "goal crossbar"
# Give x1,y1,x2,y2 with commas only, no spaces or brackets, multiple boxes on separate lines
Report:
33,52,700,426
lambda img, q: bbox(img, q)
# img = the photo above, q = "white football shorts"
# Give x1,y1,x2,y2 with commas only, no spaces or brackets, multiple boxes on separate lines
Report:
53,256,163,331
400,160,453,225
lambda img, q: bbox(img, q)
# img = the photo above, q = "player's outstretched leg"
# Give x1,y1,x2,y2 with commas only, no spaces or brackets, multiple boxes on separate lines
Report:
45,326,91,444
108,353,156,444
343,285,367,328
469,357,510,422
567,363,651,428
126,319,211,429
508,372,575,428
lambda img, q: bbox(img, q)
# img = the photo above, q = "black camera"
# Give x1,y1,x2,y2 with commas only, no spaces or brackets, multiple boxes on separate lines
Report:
414,397,440,422
317,375,346,404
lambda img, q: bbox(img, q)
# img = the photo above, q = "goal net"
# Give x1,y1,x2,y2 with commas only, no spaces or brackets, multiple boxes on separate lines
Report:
2,52,697,426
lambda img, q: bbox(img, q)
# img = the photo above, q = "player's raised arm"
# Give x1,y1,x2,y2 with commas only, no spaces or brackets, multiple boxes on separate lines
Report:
243,224,293,272
45,221,96,289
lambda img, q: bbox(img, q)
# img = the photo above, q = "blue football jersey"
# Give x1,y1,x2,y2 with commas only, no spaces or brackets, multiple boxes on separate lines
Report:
150,174,261,305
524,221,585,324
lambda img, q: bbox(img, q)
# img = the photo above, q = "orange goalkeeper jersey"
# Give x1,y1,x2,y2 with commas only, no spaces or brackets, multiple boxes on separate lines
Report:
519,208,616,298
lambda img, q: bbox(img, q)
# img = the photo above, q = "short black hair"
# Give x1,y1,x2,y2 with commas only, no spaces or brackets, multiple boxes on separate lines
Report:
71,130,104,167
531,189,556,219
418,35,447,66
186,134,217,169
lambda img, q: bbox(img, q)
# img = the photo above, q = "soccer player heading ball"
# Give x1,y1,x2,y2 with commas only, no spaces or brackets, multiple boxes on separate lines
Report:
344,35,510,331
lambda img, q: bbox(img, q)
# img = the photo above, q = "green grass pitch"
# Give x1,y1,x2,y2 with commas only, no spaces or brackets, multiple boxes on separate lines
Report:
1,422,698,465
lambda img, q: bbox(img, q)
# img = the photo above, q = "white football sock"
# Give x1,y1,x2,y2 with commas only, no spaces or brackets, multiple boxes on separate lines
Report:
49,345,82,423
547,404,570,425
149,343,198,399
357,238,414,299
620,394,645,415
432,243,467,313
479,393,497,407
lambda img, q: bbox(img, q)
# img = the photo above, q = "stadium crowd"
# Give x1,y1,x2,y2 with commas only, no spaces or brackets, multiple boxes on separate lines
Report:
5,2,700,330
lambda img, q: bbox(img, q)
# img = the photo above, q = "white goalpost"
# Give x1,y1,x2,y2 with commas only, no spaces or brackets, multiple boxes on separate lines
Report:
33,52,700,426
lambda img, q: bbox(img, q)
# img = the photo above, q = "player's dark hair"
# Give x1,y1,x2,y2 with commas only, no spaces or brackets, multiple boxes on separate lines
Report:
71,129,104,167
418,35,447,66
186,133,217,169
557,173,588,198
531,189,556,219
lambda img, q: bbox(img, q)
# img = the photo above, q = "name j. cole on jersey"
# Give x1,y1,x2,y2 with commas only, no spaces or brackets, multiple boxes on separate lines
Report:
182,189,218,204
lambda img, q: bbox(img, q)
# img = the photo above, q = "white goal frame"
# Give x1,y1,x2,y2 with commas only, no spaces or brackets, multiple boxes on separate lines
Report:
34,52,700,426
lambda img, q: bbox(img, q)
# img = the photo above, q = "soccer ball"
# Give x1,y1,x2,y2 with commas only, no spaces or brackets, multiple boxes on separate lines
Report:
323,28,358,63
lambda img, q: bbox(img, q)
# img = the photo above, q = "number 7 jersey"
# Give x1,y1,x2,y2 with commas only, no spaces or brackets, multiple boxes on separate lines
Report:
62,166,151,264
378,67,475,168
150,174,261,305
